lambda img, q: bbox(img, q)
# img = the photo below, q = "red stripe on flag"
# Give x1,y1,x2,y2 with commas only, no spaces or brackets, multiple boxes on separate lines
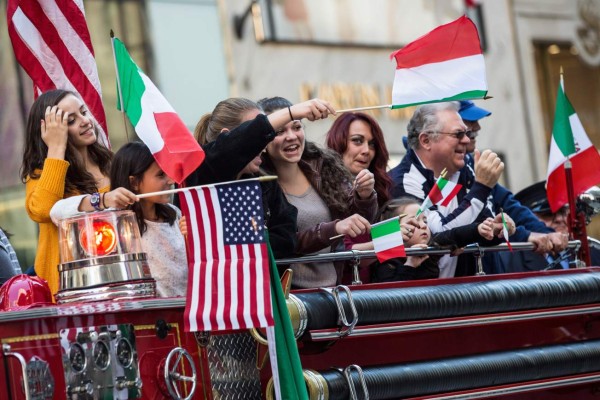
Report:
17,1,107,132
248,244,260,328
440,183,462,207
153,112,205,184
7,0,109,147
203,187,219,331
55,0,94,54
547,146,600,212
428,184,444,204
390,16,482,68
376,246,406,263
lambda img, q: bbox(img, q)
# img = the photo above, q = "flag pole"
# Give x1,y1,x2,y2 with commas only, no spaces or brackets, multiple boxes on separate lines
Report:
136,175,278,199
110,30,130,142
560,66,591,266
337,104,392,113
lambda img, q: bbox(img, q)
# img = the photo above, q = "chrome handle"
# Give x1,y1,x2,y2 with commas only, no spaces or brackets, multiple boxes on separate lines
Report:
164,347,197,400
3,344,31,399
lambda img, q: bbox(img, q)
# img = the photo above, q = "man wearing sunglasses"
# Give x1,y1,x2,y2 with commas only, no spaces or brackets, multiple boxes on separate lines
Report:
389,102,506,277
458,100,567,258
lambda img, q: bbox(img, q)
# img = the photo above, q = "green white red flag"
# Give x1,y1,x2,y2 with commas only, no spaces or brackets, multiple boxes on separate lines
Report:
371,216,406,263
112,37,204,184
390,15,487,108
546,77,600,212
417,176,462,216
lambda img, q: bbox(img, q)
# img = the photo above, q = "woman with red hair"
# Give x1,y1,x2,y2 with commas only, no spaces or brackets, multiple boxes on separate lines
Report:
326,112,392,207
326,112,394,283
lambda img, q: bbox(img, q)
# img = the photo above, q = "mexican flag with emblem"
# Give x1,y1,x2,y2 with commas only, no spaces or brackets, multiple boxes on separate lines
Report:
546,76,600,212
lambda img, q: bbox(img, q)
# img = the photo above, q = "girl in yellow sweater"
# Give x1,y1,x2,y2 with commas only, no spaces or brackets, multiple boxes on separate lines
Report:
21,90,136,296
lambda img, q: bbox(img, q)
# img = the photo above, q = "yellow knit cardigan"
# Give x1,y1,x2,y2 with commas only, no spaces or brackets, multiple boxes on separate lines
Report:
25,158,108,296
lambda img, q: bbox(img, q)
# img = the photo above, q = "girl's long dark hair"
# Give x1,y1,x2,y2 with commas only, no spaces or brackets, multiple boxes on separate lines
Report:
20,89,112,195
326,112,392,207
110,142,176,235
257,96,354,216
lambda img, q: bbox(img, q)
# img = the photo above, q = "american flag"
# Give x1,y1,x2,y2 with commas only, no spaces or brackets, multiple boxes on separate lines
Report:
7,0,110,148
179,181,274,332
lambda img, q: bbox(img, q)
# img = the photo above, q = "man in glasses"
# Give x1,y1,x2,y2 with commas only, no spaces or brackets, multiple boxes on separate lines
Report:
389,102,505,277
496,181,585,272
458,100,567,259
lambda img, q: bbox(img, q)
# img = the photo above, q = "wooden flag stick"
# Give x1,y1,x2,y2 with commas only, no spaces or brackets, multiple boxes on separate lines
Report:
110,30,130,142
136,175,278,199
440,168,447,178
336,104,392,113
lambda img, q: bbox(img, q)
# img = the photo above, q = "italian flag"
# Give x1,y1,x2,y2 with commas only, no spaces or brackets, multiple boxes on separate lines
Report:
390,15,487,108
546,78,600,212
112,37,204,184
371,216,406,263
417,176,462,216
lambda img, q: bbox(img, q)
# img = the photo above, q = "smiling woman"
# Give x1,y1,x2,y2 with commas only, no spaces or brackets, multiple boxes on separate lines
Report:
326,112,392,207
259,97,378,288
20,89,137,296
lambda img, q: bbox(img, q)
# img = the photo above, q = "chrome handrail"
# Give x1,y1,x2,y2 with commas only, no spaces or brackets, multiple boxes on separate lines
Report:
276,241,581,265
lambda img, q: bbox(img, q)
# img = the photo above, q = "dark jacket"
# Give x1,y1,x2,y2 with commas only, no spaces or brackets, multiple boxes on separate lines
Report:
372,223,501,282
490,184,553,241
183,114,275,187
240,174,298,260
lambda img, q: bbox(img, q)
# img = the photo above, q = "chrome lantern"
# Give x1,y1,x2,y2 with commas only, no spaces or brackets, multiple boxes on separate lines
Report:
56,210,156,304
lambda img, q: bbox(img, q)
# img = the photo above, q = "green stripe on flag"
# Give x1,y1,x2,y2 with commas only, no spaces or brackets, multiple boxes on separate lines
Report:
437,176,448,190
391,90,488,109
265,231,309,400
372,218,401,239
113,37,145,126
553,84,576,156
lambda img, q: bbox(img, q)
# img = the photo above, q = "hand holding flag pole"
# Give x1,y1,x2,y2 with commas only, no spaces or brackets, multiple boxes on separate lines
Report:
135,175,278,199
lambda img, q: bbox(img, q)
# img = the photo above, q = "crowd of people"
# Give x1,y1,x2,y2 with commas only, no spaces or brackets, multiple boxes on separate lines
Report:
3,89,579,297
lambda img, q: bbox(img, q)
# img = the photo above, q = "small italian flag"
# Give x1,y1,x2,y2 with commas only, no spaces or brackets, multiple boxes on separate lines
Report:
546,76,600,212
371,216,406,263
112,37,205,184
417,176,462,216
500,211,513,252
390,15,487,108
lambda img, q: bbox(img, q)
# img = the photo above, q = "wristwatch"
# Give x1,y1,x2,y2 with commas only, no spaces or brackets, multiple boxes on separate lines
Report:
90,192,102,211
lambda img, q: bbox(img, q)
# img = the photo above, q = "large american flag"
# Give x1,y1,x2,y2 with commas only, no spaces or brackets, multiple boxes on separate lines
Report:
7,0,110,148
179,181,274,332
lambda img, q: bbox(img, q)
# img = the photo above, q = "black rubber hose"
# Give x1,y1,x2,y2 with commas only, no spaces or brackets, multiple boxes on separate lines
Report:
294,272,600,330
320,339,600,399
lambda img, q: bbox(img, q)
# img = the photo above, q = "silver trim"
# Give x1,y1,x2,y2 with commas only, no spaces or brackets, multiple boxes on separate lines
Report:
344,364,369,400
276,241,581,264
3,344,31,399
309,304,600,340
59,254,152,291
58,253,148,271
424,372,600,399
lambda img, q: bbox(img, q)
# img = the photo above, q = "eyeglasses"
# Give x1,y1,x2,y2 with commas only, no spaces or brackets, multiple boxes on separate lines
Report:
426,130,472,140
466,130,479,140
